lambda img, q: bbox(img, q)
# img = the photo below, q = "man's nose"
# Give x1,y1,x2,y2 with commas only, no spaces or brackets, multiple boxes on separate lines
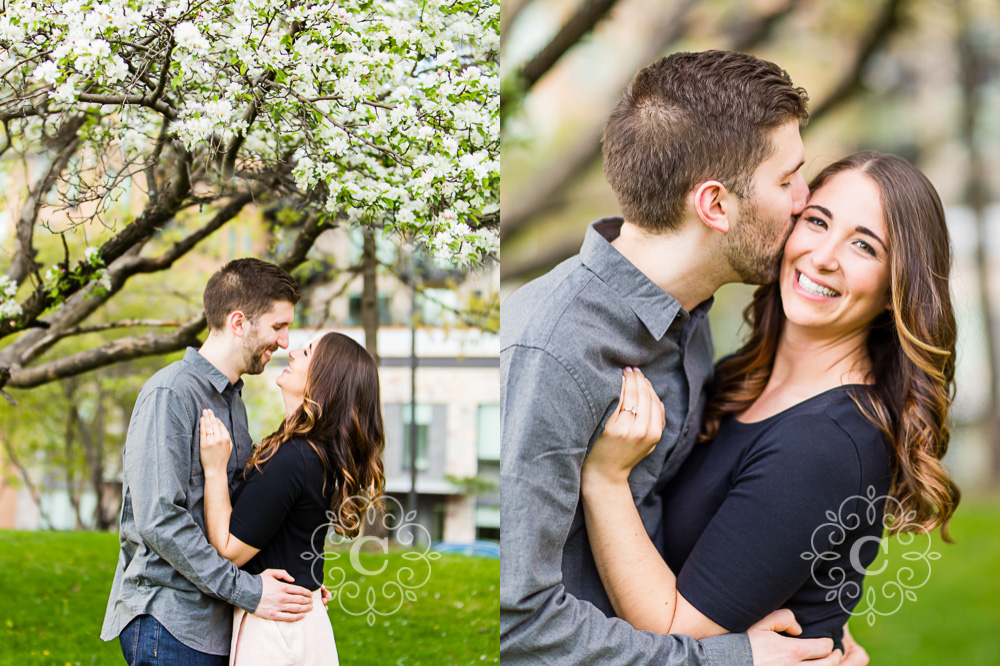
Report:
792,172,809,215
278,330,290,349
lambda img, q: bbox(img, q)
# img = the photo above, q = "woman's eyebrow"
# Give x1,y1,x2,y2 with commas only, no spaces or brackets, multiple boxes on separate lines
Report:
855,226,887,252
802,204,833,218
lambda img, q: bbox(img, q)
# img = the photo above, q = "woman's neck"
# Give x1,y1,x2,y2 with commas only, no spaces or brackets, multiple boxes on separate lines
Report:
281,389,303,419
768,321,873,393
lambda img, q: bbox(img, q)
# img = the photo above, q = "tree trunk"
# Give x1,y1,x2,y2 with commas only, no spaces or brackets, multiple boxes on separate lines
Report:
957,1,1000,481
361,227,380,363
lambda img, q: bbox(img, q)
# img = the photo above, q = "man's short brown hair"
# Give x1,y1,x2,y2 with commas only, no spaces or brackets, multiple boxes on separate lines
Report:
602,50,809,233
203,258,300,331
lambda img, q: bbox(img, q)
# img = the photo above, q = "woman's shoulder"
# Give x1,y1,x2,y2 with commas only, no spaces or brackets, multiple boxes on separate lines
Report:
753,386,880,439
732,387,892,508
744,386,888,474
254,437,319,469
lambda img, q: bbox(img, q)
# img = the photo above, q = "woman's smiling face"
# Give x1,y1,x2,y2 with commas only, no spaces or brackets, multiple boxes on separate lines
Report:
779,169,892,334
275,341,314,396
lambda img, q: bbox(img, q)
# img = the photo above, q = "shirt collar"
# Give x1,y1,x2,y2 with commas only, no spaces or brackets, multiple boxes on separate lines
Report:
183,347,244,395
580,217,713,341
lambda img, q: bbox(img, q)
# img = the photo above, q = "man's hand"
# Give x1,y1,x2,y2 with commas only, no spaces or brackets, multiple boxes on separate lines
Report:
840,624,869,666
748,609,842,666
320,584,332,610
254,569,313,622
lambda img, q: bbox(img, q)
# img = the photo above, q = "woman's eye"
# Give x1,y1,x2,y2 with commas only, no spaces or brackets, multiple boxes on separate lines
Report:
855,240,877,257
806,216,827,229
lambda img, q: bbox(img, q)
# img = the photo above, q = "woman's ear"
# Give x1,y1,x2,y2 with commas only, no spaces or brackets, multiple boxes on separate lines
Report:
692,180,734,234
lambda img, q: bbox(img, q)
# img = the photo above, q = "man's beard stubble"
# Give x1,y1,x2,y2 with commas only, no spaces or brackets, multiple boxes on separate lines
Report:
239,324,277,376
724,197,790,286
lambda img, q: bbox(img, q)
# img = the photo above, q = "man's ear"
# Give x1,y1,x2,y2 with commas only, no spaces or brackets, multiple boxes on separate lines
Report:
228,311,248,338
692,180,735,234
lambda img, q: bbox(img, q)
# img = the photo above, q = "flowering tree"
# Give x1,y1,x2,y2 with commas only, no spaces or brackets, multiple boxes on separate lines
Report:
0,0,499,399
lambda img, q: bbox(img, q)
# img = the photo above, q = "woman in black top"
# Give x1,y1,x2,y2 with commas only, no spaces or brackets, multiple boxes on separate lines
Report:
579,153,960,655
199,332,385,665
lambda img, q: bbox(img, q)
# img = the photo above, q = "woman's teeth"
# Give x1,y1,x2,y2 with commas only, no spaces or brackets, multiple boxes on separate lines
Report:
798,271,840,298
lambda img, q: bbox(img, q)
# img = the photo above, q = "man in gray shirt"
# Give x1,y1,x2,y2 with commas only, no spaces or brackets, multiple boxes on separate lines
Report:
102,259,315,664
502,51,862,665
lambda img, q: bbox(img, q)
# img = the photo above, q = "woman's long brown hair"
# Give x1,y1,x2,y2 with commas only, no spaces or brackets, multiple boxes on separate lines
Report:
701,152,960,541
248,332,386,538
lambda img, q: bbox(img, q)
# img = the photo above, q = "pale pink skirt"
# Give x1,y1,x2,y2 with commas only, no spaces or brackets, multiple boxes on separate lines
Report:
230,589,339,665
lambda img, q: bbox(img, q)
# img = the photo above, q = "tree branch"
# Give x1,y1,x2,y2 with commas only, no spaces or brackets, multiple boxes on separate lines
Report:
77,93,178,120
5,315,208,390
522,0,621,91
222,20,304,179
808,0,905,125
21,320,184,360
0,200,334,393
0,187,187,342
501,0,622,127
123,191,255,273
6,115,87,286
6,192,254,367
277,211,338,271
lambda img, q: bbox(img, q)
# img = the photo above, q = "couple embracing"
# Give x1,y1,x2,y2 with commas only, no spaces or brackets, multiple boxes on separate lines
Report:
100,258,385,665
500,50,959,665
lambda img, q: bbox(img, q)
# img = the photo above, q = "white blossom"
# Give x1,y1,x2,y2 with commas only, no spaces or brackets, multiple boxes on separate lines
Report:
174,22,210,52
32,61,60,85
1,0,499,268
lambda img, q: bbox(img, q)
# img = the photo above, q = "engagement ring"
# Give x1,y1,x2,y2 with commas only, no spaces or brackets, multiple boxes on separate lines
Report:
621,405,638,416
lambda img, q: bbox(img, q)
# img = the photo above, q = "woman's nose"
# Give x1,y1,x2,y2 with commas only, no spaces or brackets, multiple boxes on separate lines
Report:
810,239,839,272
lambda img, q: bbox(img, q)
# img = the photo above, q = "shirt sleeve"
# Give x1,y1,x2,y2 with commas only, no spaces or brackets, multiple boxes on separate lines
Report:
673,413,864,632
125,387,263,613
230,441,307,549
500,345,752,666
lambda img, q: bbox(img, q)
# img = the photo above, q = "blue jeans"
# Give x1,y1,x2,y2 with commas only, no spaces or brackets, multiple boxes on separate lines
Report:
119,614,229,665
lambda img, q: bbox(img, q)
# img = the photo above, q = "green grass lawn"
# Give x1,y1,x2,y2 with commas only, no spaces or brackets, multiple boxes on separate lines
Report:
849,494,1000,664
0,531,498,666
2,497,999,665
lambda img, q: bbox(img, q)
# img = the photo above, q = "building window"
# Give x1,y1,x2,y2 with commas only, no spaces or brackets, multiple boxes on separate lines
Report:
477,404,501,462
401,403,432,471
348,294,392,326
475,505,500,542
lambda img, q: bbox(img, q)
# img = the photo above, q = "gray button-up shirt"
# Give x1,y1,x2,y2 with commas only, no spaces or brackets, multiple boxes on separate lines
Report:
500,219,752,665
101,347,262,655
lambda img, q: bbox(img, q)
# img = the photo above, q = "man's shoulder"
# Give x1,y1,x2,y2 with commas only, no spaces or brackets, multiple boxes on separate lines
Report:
502,255,627,353
139,357,195,393
133,357,205,413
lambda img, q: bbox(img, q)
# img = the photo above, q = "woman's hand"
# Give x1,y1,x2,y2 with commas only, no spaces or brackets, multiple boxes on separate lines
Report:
582,367,666,487
199,409,232,476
